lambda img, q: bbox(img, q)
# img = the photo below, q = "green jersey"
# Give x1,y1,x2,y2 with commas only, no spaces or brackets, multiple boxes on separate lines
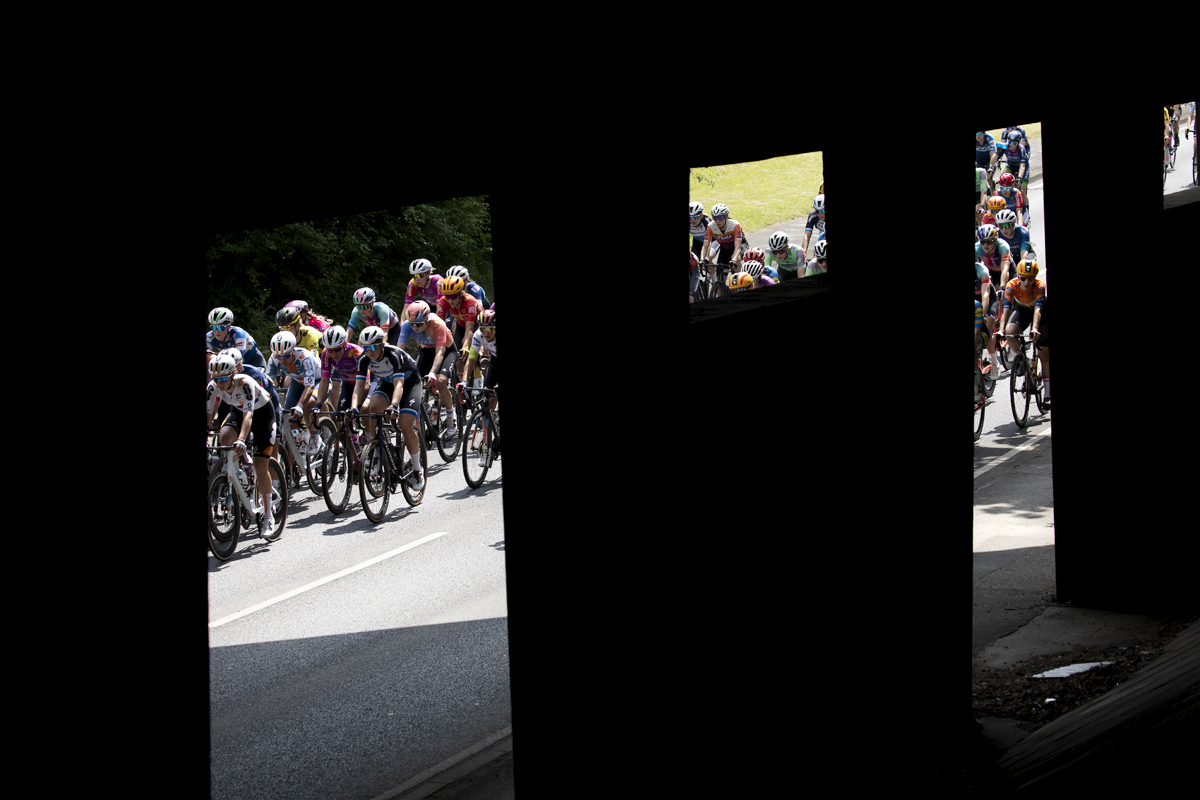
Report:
764,244,806,276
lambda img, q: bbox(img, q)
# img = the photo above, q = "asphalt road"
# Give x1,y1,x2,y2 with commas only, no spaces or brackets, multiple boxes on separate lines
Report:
208,439,510,800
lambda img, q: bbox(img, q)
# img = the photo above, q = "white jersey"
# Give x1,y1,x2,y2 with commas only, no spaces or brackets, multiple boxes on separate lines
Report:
469,328,497,359
206,373,273,413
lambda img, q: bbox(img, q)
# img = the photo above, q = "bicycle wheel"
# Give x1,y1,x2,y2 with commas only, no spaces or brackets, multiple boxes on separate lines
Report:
306,417,338,495
322,424,355,515
207,471,240,561
435,391,461,462
359,436,390,523
399,427,428,506
975,397,985,441
256,458,289,542
1031,349,1047,414
462,410,491,489
1010,352,1031,428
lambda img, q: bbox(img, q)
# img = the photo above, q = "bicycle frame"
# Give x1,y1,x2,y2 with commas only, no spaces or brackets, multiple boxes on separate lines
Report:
215,445,264,517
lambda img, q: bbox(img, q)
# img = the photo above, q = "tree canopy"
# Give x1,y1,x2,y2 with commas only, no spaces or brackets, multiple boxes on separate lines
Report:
206,196,492,356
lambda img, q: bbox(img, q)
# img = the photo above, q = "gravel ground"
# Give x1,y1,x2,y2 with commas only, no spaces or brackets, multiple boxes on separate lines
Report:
972,611,1197,732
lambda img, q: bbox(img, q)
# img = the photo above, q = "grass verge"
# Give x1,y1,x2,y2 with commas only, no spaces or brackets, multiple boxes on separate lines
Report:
689,151,823,240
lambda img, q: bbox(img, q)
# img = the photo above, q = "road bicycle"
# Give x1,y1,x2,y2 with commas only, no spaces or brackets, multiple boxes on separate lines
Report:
275,408,336,496
422,378,462,463
321,410,365,515
458,385,500,489
1005,333,1047,428
206,440,288,561
358,411,428,523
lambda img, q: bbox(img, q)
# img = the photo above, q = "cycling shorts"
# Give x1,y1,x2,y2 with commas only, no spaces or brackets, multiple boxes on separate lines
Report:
417,347,459,383
367,376,423,419
220,403,278,458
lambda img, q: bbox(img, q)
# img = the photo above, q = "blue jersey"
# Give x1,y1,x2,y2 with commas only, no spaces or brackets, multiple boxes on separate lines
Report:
975,133,996,156
465,281,490,311
206,326,266,369
998,226,1034,258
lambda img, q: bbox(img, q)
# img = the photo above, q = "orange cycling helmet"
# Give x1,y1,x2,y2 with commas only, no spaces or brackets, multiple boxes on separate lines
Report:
1016,259,1039,278
439,276,465,296
985,196,1006,211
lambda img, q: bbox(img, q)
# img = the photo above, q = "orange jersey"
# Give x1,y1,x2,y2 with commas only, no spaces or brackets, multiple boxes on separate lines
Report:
1003,277,1046,310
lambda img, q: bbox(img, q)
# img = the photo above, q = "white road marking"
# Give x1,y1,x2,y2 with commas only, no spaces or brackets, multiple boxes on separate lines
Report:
209,531,451,628
974,425,1051,481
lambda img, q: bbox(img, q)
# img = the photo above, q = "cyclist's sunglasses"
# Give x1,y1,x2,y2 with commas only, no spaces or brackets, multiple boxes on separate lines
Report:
712,215,728,221
480,326,495,334
367,344,383,351
211,324,230,332
690,214,702,220
358,304,374,312
999,223,1015,229
213,375,232,384
1018,274,1035,281
411,320,428,328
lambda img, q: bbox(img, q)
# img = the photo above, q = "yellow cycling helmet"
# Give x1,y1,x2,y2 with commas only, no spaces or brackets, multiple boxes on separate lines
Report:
1016,259,1039,278
726,271,755,292
985,196,1006,211
438,276,465,296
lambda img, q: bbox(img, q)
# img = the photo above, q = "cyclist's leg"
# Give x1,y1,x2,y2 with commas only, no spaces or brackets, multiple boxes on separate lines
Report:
396,379,423,468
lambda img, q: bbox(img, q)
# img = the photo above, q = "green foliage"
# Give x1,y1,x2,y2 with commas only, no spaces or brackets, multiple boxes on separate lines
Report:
207,197,492,352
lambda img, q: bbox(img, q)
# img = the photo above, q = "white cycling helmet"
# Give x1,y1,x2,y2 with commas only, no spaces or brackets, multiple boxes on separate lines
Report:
813,240,827,259
742,260,764,278
219,347,243,368
995,209,1018,226
711,203,730,217
209,351,238,378
767,232,789,251
321,325,348,350
445,265,470,281
689,201,704,216
208,307,235,327
270,330,297,357
359,326,387,347
409,258,433,275
354,287,375,305
813,194,825,211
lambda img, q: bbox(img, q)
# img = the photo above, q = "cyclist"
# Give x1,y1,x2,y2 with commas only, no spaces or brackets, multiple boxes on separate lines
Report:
994,173,1030,228
443,265,490,311
456,308,498,418
725,271,755,293
282,299,334,335
435,275,483,396
697,203,746,287
216,345,283,434
689,201,712,262
403,259,445,326
276,305,322,354
315,325,365,417
974,260,1001,377
396,299,459,431
741,260,775,289
207,307,267,370
206,351,279,536
265,331,322,456
804,240,827,276
762,231,807,283
976,131,999,174
994,209,1035,265
800,195,826,256
999,259,1050,406
1164,106,1172,169
350,325,426,491
999,126,1031,199
346,287,401,348
975,224,1013,307
975,299,986,406
980,196,1007,229
976,165,991,223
